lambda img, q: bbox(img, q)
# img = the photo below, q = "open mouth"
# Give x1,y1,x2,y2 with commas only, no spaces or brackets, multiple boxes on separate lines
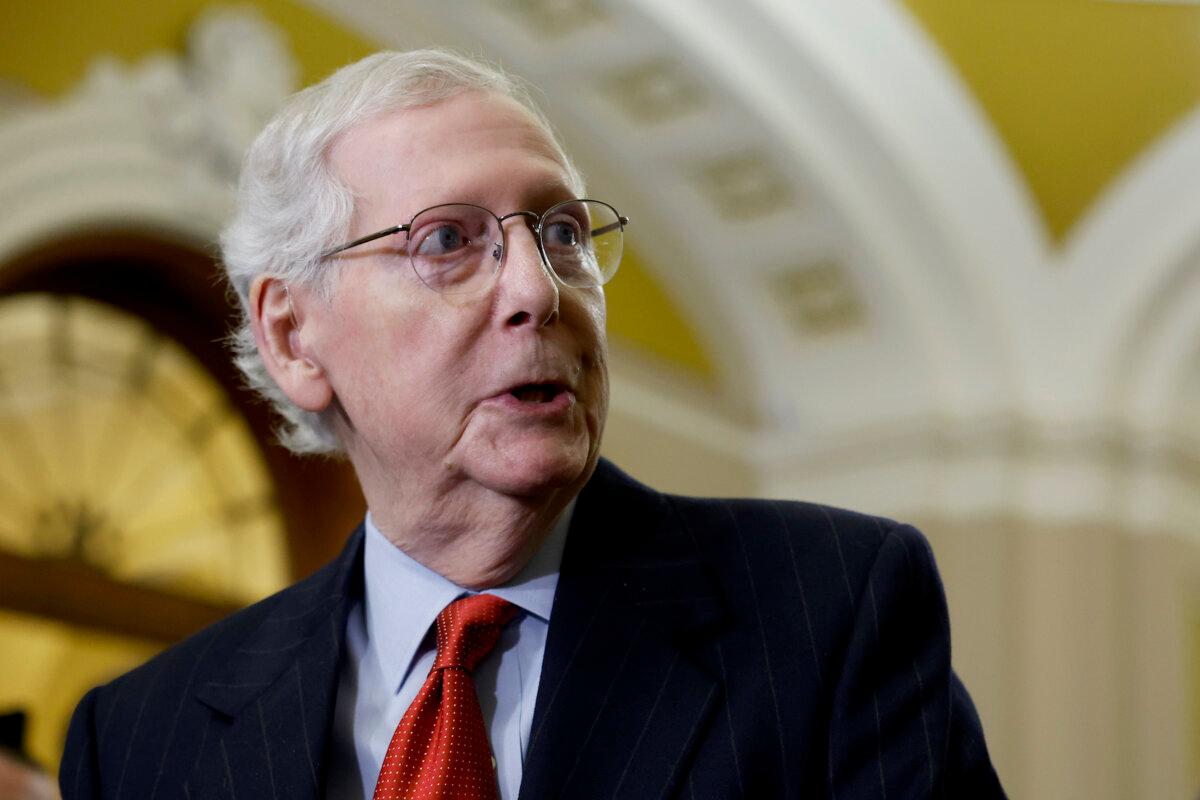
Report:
508,382,566,404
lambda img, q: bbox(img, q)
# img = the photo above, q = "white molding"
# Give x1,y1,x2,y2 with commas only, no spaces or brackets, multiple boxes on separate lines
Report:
0,7,296,265
756,415,1200,538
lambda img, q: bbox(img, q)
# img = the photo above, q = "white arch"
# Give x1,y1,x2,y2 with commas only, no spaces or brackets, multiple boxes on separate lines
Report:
1062,106,1200,423
628,0,1042,424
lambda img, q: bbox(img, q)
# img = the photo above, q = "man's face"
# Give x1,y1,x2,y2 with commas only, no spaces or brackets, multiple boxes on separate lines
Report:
300,91,608,503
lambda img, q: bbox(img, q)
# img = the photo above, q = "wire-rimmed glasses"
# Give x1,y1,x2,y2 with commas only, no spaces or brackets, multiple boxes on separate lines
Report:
322,199,629,295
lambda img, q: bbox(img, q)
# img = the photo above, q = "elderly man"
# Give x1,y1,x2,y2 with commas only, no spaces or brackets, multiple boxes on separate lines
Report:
60,50,1003,799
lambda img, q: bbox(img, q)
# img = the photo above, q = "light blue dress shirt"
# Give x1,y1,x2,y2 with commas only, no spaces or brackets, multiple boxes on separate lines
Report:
325,503,572,800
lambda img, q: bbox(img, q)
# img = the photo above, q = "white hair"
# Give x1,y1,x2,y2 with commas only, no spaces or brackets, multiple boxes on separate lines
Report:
220,50,584,455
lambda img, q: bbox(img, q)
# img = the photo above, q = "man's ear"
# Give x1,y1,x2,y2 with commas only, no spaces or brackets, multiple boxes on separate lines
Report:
249,276,334,412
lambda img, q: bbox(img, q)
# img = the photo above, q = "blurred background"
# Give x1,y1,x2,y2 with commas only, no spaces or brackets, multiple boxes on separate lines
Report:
0,0,1197,797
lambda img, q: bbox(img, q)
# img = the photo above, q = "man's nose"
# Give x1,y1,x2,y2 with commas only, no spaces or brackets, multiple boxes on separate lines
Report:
496,218,559,328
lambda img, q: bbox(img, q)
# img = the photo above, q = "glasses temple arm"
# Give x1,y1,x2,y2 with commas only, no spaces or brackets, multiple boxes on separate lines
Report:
321,225,408,259
589,216,629,237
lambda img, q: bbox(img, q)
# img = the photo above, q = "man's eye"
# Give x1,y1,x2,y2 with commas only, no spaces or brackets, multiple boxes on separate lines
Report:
415,224,469,256
543,219,581,249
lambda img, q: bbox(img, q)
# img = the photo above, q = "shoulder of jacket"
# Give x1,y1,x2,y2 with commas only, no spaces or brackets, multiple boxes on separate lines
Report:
92,532,359,703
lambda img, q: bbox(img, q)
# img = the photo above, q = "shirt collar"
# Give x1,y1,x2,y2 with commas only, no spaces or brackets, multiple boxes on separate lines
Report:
362,500,573,692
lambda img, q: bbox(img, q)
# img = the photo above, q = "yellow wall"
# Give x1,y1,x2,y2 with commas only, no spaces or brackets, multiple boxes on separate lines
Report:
0,0,373,96
903,0,1200,242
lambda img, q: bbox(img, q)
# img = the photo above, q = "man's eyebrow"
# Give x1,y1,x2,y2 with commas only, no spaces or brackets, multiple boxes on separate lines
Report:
402,178,577,213
518,182,582,210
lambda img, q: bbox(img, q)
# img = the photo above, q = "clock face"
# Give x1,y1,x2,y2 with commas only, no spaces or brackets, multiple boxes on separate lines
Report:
0,292,289,603
0,292,292,771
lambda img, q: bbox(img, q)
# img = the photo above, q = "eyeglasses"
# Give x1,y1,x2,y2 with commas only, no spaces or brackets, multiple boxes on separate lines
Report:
321,198,629,295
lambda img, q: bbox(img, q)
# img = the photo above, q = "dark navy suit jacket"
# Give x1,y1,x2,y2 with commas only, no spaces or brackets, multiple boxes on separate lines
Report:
61,459,1004,798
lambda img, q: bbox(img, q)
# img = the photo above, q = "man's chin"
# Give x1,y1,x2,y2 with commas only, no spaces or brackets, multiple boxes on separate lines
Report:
468,443,594,500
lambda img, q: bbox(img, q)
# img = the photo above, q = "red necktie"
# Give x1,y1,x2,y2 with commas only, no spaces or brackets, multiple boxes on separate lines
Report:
373,594,518,800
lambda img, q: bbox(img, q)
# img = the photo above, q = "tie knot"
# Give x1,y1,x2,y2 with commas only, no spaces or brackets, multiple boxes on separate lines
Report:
433,594,518,673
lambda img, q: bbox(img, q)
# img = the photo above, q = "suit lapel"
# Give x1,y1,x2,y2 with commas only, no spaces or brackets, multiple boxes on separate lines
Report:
188,527,365,799
520,461,726,800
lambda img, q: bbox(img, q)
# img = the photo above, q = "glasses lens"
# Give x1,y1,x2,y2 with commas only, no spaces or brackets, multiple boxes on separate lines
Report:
407,204,501,294
540,200,623,288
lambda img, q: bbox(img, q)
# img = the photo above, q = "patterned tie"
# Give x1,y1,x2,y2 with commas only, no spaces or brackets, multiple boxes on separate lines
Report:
373,593,518,800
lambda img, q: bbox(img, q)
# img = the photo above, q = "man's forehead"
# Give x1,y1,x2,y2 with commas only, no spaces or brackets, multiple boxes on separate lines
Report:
329,91,568,178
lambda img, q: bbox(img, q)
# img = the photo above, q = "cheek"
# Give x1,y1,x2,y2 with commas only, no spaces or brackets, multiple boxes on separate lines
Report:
581,299,609,378
314,284,420,406
588,350,609,427
568,289,607,347
571,296,609,421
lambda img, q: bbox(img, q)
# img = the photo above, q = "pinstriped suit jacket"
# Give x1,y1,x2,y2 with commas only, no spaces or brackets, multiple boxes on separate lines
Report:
60,459,1004,798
